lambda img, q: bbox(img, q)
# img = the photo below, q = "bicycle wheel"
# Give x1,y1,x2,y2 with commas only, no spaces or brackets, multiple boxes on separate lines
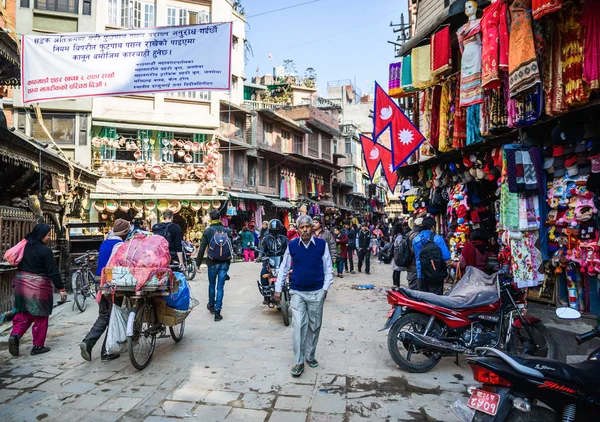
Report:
72,271,87,312
281,288,290,327
169,320,185,342
127,300,157,370
86,270,97,297
185,261,196,281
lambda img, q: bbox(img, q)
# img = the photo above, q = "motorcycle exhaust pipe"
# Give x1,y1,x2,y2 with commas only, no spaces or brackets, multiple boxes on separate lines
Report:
399,331,468,354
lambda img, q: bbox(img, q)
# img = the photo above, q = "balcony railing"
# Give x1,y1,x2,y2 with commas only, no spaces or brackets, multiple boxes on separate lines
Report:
316,97,342,109
244,100,283,111
35,0,78,13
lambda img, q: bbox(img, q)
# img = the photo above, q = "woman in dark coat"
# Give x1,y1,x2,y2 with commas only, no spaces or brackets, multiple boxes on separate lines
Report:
9,224,67,356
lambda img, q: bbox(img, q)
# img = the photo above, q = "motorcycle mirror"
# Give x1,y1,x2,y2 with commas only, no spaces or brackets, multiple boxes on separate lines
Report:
555,307,581,320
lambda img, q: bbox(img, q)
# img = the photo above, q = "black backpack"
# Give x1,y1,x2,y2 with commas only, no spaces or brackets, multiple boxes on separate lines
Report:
394,233,414,267
152,222,173,246
419,232,447,285
207,229,232,261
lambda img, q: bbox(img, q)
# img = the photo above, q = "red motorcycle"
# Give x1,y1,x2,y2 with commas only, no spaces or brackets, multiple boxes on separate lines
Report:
381,267,555,373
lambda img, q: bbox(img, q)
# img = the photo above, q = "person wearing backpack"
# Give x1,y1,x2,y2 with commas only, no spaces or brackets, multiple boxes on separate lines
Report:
398,218,424,290
152,210,184,271
412,216,451,294
197,209,233,322
391,223,404,287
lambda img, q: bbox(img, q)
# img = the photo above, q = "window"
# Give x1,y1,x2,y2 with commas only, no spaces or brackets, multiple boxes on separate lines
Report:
221,153,230,181
32,113,76,144
294,135,303,154
108,1,155,28
179,8,187,25
234,116,244,139
263,122,272,145
165,91,210,101
247,158,256,186
21,0,30,7
233,152,244,182
281,130,290,153
198,11,210,23
120,0,129,27
34,0,78,13
16,111,26,132
83,0,91,15
79,115,88,146
308,132,318,157
345,137,351,155
322,136,331,160
344,168,352,184
232,36,239,50
269,162,277,188
167,7,177,26
143,3,154,27
232,76,238,91
259,159,267,186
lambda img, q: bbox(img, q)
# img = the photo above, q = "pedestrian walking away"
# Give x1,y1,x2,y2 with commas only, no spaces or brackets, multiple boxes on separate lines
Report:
152,210,185,271
79,219,130,362
8,223,67,357
333,227,348,278
344,222,356,273
404,217,424,290
357,223,372,275
275,215,333,377
412,216,451,294
197,209,233,321
391,223,404,287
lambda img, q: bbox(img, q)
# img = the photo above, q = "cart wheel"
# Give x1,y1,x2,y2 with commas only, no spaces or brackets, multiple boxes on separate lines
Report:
128,301,157,370
72,271,87,313
281,289,290,327
169,320,185,342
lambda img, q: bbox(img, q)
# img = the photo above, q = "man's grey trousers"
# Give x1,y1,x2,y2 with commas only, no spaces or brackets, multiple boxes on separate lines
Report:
290,289,326,365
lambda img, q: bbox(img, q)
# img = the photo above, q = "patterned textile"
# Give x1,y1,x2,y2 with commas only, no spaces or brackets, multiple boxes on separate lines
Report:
500,183,520,231
401,54,414,92
505,148,518,193
411,45,433,89
437,78,454,152
388,62,403,97
480,91,490,137
453,75,467,148
481,0,509,89
457,19,484,107
503,73,518,127
466,104,482,146
431,26,452,77
559,5,590,106
430,85,442,148
489,87,508,131
515,84,543,126
510,232,542,288
543,18,568,116
508,0,541,98
532,0,563,20
581,0,600,91
13,271,54,317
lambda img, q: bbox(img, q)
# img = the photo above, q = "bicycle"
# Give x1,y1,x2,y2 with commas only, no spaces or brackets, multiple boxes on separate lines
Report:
71,250,99,313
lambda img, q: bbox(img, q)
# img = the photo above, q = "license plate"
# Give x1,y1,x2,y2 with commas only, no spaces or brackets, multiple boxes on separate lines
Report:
467,389,500,416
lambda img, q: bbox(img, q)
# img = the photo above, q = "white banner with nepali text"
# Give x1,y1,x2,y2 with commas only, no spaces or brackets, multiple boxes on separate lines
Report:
21,22,232,104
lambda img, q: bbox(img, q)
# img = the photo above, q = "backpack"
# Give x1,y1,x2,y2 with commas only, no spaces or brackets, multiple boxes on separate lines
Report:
419,232,447,285
152,222,173,246
394,233,414,267
208,229,232,261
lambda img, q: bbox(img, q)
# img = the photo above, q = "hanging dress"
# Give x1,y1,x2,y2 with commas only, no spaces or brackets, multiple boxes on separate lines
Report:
457,19,484,107
481,0,509,90
508,0,541,98
581,0,600,91
559,4,590,106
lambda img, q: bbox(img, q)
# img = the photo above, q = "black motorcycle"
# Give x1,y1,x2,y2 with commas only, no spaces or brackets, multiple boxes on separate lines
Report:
456,307,600,422
182,241,196,281
257,256,291,326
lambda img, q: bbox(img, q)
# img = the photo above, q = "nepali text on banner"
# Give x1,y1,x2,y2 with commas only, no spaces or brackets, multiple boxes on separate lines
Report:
21,23,232,104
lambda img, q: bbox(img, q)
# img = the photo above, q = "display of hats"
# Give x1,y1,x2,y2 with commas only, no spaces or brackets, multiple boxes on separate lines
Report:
202,200,211,210
543,157,554,170
133,165,146,180
190,200,201,211
212,200,221,209
184,153,193,163
181,200,190,208
552,145,564,156
590,153,600,173
145,200,156,210
93,200,106,212
554,167,567,178
192,142,200,152
169,200,181,213
151,164,163,175
119,200,131,212
157,200,169,212
105,200,119,213
133,200,144,212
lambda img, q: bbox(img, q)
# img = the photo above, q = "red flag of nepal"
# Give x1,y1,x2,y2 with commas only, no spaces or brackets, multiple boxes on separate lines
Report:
360,134,399,192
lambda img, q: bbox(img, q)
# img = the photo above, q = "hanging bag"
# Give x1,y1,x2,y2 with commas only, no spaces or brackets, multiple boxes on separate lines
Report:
4,239,27,266
105,303,129,355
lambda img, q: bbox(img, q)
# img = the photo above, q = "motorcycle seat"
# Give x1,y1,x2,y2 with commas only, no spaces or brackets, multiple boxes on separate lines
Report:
513,356,600,392
398,286,500,310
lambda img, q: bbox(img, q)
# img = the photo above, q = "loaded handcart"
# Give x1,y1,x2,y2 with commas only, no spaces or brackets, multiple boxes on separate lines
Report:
100,233,194,370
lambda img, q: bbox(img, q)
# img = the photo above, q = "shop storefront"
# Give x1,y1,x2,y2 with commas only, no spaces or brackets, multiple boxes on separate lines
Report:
392,0,600,313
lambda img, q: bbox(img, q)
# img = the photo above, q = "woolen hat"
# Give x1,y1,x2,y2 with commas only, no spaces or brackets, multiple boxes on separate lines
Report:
113,219,131,236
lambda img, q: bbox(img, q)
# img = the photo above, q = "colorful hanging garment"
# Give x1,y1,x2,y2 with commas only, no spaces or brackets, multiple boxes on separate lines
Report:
453,75,467,148
437,78,453,152
481,0,509,90
429,85,442,149
581,0,600,91
401,54,414,92
516,83,543,126
532,0,563,20
480,91,491,137
489,87,508,131
466,104,482,146
280,174,286,199
431,26,452,77
388,62,403,97
421,89,432,142
503,73,518,128
559,4,590,106
411,45,433,89
508,0,541,98
543,21,568,116
457,18,484,107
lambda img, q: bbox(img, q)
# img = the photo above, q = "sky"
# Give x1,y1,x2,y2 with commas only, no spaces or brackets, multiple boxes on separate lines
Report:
243,0,409,98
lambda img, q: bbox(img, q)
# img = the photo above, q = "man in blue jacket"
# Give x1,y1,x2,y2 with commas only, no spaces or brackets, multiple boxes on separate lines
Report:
412,216,451,294
275,215,333,377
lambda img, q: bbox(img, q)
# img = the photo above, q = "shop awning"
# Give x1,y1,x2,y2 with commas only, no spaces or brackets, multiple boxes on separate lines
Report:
319,200,337,208
270,199,294,209
228,192,270,201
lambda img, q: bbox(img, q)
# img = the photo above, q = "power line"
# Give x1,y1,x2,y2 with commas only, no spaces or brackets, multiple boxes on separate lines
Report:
246,0,321,18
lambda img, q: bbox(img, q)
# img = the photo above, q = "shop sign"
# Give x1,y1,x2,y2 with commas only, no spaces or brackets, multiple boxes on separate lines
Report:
21,23,232,103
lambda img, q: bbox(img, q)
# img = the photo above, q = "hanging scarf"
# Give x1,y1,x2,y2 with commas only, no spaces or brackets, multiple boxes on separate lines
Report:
437,78,453,152
411,45,433,89
401,54,414,92
389,62,403,97
431,26,452,77
581,0,600,91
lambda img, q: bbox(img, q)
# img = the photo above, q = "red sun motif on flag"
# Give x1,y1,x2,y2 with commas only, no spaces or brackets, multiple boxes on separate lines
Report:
372,82,425,170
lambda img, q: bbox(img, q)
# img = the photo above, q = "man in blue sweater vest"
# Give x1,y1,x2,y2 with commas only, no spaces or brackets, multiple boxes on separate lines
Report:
275,215,334,377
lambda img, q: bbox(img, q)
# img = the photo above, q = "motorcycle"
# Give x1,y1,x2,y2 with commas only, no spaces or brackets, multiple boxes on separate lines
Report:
231,234,244,262
257,256,291,326
456,307,600,421
381,267,555,373
182,241,196,281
